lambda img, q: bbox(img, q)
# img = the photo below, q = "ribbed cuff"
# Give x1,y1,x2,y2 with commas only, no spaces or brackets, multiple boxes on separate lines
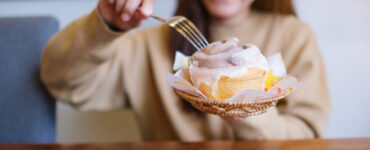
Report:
94,8,126,36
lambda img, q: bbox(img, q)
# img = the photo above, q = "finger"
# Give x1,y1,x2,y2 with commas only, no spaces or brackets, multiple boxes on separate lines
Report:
220,116,246,122
121,0,141,22
115,0,125,13
130,15,142,28
108,0,114,5
133,11,148,20
132,11,146,20
140,0,154,17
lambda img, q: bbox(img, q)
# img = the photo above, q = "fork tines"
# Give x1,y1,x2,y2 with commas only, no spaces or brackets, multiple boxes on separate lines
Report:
169,17,209,51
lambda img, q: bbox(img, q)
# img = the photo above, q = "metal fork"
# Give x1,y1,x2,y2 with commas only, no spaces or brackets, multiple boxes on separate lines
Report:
149,14,209,51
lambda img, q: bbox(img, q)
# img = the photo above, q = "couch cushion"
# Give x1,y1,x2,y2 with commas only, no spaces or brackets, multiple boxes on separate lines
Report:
0,16,58,143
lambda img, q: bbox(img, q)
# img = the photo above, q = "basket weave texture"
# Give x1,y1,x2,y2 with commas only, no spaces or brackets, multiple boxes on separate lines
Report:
175,90,290,117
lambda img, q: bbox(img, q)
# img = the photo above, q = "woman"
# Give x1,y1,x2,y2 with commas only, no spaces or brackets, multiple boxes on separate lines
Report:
41,0,330,141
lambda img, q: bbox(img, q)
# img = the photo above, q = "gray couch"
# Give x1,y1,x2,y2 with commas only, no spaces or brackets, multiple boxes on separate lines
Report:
0,16,58,143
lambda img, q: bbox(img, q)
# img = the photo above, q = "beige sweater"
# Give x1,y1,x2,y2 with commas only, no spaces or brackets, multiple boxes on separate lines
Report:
41,9,331,141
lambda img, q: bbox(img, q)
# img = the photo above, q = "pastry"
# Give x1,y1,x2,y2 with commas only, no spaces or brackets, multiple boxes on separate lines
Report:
187,37,269,100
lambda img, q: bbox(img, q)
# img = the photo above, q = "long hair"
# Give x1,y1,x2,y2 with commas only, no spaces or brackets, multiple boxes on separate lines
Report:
170,0,296,115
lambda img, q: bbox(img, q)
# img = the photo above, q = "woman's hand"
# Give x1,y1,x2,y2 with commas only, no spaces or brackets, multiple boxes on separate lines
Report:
220,116,247,122
98,0,154,31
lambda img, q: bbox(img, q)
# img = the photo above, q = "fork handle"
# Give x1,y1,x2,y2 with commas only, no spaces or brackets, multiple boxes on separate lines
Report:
149,14,167,23
136,8,166,22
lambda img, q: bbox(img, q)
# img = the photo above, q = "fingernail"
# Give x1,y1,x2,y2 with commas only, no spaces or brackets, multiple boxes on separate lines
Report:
121,14,130,22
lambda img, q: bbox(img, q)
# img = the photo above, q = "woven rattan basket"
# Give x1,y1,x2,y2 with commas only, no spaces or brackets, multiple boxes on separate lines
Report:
175,90,290,117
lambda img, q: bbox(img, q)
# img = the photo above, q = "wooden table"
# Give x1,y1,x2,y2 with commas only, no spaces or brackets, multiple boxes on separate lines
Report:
0,138,369,150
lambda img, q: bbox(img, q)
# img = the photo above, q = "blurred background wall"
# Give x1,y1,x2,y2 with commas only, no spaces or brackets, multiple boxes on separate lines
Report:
0,0,369,143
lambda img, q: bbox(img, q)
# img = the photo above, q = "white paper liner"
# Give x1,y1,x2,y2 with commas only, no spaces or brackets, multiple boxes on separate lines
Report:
168,70,301,102
267,53,287,77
